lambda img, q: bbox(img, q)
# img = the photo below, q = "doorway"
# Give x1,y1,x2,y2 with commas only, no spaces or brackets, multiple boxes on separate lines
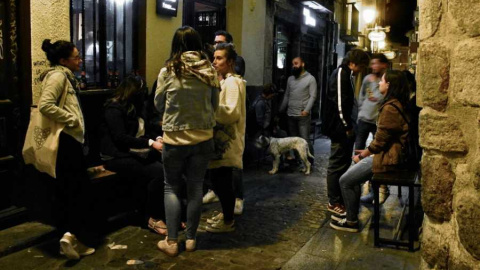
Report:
183,0,226,46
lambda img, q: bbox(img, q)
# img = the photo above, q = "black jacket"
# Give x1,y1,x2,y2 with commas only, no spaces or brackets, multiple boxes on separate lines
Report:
322,64,357,140
100,101,151,158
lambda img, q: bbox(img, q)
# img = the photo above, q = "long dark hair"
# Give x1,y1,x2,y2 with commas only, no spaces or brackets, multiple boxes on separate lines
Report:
41,39,76,66
165,26,205,79
108,76,144,114
382,70,411,108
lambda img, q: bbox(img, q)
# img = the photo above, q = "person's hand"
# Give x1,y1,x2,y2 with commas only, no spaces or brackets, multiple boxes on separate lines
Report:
151,141,163,152
352,149,369,163
301,111,309,116
156,137,163,144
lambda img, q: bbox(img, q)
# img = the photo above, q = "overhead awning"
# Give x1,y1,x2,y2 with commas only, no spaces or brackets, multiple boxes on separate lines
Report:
301,0,333,13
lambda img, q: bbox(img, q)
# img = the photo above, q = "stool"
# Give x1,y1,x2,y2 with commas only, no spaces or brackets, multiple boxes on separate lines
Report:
371,170,421,251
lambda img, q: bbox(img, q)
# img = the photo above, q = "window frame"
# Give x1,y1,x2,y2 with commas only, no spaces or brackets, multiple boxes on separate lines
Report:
70,0,140,89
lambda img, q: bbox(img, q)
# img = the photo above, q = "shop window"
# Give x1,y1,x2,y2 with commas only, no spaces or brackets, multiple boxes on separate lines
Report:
71,0,138,89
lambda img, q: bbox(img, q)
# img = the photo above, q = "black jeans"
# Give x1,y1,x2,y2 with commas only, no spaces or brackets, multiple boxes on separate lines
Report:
55,132,96,245
326,135,355,205
210,167,235,222
232,167,244,199
105,153,165,223
355,119,377,150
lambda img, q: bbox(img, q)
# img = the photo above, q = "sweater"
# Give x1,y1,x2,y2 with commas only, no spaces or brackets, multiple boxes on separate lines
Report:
208,74,246,170
280,71,317,116
357,74,384,124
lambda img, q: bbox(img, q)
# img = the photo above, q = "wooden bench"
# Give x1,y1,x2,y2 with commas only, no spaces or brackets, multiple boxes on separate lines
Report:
86,165,117,182
371,169,421,252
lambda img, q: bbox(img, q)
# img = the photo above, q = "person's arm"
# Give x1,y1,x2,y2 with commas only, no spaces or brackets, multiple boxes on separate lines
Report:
38,72,78,127
339,68,355,131
357,77,369,109
216,78,242,125
279,77,291,113
105,106,150,149
303,76,317,114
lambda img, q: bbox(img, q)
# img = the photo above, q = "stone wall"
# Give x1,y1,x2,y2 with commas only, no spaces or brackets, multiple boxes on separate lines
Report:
418,0,480,269
30,0,70,104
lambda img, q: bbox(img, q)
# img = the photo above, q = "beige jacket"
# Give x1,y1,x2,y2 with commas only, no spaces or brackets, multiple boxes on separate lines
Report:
208,74,246,169
38,66,85,144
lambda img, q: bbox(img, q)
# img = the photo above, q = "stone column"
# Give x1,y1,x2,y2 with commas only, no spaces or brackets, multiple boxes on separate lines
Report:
418,0,480,269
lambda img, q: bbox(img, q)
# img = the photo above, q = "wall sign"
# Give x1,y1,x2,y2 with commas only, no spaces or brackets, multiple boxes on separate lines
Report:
156,0,178,17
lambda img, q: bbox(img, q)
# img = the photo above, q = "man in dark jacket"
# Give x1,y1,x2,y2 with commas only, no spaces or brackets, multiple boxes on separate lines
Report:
322,49,370,217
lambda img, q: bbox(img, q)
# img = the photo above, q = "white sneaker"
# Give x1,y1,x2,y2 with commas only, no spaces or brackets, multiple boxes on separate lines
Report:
234,198,244,215
361,181,371,197
59,232,95,260
207,213,223,225
202,190,219,204
378,186,390,205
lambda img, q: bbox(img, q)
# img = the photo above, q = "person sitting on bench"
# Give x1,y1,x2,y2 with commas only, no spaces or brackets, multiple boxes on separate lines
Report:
330,70,410,232
100,76,166,235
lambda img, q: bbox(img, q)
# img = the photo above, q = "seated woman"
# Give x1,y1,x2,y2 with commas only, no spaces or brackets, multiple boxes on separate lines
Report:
100,76,166,235
330,70,410,232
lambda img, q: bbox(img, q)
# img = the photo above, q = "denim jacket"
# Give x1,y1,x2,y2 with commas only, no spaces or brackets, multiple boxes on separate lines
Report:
154,67,219,132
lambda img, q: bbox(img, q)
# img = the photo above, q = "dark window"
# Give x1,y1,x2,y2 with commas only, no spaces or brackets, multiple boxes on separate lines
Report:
71,0,138,89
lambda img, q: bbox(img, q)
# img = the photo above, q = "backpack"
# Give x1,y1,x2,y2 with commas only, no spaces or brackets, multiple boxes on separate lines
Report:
389,97,422,171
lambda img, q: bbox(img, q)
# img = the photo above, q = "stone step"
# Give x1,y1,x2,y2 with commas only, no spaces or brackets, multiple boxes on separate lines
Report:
0,222,56,258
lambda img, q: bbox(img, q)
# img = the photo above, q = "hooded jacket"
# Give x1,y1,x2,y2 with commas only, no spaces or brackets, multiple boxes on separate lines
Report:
37,65,85,144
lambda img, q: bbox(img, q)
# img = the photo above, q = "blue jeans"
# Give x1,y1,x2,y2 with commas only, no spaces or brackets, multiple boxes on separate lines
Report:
339,156,373,222
355,119,377,150
287,115,313,155
162,139,214,241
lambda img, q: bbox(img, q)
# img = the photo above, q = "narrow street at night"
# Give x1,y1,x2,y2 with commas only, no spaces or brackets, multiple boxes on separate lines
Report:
0,138,420,269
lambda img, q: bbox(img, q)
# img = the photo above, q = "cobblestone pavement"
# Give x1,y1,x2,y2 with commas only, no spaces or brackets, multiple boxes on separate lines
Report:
0,142,332,270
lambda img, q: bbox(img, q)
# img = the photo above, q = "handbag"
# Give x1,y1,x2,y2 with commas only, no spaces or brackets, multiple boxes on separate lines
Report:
22,72,69,178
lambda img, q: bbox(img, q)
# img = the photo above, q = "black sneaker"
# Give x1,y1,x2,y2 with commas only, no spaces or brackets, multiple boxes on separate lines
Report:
330,218,359,233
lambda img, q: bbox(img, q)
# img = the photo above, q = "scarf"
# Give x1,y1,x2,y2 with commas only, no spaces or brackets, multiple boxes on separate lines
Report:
178,51,220,88
39,65,81,92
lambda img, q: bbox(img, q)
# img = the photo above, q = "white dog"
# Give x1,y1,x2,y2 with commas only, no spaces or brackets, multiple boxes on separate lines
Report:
255,135,314,175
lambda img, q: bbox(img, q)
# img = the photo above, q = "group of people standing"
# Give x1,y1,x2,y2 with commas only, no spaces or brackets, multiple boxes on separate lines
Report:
33,22,414,261
323,49,414,232
35,26,247,260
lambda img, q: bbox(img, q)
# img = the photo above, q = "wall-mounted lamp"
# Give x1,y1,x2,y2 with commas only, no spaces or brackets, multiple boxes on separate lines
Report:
362,9,376,24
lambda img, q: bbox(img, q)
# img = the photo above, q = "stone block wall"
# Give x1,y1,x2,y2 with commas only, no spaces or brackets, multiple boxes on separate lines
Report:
418,0,480,269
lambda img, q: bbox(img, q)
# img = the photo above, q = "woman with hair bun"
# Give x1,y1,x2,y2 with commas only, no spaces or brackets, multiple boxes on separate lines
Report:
37,39,95,260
